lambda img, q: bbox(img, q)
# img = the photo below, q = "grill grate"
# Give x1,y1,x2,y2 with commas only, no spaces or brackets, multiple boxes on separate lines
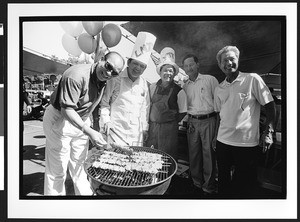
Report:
85,147,174,187
87,162,170,186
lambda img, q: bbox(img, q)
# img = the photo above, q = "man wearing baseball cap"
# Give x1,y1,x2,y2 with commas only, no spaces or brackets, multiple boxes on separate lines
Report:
100,32,156,146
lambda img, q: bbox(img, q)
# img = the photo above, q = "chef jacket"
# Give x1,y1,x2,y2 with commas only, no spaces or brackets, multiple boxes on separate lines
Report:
100,68,150,145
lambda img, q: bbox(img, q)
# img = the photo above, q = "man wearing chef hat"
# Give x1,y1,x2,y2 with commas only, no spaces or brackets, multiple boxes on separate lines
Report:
100,32,156,146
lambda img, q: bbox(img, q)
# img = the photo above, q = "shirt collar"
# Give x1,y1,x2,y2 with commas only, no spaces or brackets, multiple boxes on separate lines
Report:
120,68,129,78
186,73,201,84
156,79,174,94
121,67,143,83
156,79,175,87
90,64,106,90
224,71,245,84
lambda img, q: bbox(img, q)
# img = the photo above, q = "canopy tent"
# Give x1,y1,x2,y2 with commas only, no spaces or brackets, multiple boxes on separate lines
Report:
23,49,71,76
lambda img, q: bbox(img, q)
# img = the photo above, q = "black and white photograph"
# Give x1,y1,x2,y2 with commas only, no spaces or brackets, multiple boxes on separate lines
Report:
4,2,298,220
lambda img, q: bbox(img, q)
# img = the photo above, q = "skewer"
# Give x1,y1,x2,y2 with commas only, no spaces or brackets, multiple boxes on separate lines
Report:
158,171,168,174
110,128,130,146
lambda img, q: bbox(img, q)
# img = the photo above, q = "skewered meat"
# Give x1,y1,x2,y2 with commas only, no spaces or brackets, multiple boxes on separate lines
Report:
91,149,167,174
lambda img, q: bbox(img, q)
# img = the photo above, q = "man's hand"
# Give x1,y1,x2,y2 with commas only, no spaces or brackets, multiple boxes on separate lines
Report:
83,125,107,148
104,122,114,136
212,137,217,152
260,130,274,153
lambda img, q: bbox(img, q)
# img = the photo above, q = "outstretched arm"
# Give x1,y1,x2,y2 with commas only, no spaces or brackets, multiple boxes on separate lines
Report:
61,107,107,148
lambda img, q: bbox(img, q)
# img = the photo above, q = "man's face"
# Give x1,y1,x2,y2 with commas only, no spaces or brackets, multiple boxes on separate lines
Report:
160,64,175,83
219,51,239,76
127,59,147,79
95,53,124,81
183,57,199,78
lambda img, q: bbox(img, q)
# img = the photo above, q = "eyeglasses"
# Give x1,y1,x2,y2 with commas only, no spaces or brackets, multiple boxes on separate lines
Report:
104,61,119,77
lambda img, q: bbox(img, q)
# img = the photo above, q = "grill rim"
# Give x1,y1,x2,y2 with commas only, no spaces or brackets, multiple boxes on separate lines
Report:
84,146,178,189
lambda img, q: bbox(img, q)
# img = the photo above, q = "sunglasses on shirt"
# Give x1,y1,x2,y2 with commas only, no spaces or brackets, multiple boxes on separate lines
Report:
104,61,120,77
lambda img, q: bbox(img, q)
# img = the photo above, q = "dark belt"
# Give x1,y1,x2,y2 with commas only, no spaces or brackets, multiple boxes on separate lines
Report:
188,112,217,120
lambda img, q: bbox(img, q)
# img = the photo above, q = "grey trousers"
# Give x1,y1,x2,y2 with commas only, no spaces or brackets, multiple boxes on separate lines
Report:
187,116,217,193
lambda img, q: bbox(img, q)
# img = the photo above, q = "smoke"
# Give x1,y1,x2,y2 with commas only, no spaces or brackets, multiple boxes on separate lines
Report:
122,20,281,78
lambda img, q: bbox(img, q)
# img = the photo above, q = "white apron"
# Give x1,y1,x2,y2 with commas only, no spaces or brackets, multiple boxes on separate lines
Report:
109,78,147,146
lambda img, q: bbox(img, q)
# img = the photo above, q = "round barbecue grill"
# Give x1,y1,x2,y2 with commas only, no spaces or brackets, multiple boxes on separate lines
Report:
84,146,178,195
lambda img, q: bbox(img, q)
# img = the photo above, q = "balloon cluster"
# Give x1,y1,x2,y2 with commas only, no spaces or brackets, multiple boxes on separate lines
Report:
60,21,122,59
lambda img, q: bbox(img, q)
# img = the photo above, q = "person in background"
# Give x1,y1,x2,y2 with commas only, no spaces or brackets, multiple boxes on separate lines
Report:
22,80,32,128
100,32,156,146
43,51,125,195
29,92,50,120
269,87,281,105
182,54,219,196
146,47,187,161
214,45,276,198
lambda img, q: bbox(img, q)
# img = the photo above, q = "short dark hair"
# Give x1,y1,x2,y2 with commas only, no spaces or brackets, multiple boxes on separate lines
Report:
182,54,199,65
127,58,133,65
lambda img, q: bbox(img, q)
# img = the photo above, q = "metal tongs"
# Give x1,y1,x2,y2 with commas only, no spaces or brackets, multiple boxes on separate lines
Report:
108,128,133,155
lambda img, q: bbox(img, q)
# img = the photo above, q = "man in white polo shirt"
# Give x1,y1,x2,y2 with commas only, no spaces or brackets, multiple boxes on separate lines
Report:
214,46,276,198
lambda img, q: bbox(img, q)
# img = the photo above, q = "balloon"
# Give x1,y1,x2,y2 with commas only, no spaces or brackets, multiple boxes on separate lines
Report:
60,22,83,37
101,23,122,48
77,33,97,54
61,33,82,57
82,21,104,36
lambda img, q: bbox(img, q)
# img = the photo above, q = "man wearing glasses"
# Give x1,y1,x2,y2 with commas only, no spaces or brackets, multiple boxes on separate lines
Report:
43,51,125,195
100,32,156,147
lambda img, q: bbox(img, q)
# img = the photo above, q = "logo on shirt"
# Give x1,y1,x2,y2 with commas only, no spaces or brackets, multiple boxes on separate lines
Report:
239,92,249,111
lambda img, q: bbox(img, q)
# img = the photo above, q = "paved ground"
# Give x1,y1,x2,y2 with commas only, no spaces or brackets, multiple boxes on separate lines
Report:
22,119,283,198
22,119,193,196
23,119,75,196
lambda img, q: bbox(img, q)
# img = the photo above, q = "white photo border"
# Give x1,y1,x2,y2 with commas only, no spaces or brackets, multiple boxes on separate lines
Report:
8,2,297,219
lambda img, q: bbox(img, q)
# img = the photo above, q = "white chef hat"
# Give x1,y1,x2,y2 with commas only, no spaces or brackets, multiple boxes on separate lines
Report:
156,47,179,75
129,32,157,65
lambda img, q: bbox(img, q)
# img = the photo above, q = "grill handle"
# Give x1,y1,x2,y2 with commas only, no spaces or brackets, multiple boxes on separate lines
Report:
95,184,117,195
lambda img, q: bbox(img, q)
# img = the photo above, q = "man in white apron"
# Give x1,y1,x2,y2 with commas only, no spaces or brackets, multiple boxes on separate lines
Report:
43,52,125,195
146,47,187,161
100,32,156,146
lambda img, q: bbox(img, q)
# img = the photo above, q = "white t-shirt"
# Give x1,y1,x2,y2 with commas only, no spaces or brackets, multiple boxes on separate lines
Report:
214,72,273,147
